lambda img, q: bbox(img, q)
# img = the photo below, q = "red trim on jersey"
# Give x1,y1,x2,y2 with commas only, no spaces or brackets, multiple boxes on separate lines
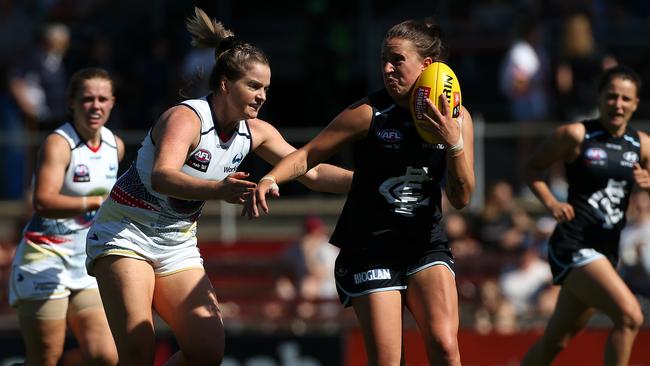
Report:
24,232,70,245
110,186,160,211
86,142,101,153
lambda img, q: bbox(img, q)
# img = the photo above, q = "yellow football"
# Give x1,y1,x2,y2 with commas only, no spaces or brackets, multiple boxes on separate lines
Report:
409,62,462,144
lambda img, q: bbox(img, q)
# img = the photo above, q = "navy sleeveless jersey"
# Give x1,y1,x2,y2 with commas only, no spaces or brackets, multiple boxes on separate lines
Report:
330,89,449,252
550,119,641,255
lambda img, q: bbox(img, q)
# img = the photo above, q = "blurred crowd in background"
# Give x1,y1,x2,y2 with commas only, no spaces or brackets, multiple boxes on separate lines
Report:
1,0,650,333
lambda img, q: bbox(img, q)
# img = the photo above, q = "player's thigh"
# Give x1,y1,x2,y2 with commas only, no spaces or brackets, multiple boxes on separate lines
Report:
92,256,156,345
153,268,224,357
405,264,459,338
564,257,641,324
66,289,117,362
16,298,68,366
352,290,404,359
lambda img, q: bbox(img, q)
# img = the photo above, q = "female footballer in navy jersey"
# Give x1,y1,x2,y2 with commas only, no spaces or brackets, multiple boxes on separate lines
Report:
247,19,474,366
522,65,646,365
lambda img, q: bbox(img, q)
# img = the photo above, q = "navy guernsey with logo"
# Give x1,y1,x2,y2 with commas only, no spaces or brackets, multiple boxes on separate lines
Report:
550,119,641,259
330,89,449,253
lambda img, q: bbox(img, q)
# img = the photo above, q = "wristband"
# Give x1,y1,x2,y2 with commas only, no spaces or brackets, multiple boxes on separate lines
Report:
259,175,276,184
447,134,464,155
260,175,279,191
82,196,88,210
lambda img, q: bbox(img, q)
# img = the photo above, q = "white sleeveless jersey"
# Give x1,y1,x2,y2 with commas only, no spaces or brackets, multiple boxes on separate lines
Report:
20,122,119,243
100,95,252,245
10,123,119,304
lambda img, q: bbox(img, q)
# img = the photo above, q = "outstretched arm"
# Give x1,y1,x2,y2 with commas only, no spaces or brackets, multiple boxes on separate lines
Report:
250,119,353,194
246,100,372,217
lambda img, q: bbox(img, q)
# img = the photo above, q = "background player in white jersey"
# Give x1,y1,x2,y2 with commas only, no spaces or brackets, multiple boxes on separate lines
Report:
522,65,646,365
247,19,475,366
85,7,352,366
9,67,123,366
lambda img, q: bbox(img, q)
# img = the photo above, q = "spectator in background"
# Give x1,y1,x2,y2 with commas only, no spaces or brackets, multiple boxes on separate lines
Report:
5,23,70,199
180,46,214,98
619,190,650,297
0,62,28,199
499,16,550,123
474,278,519,335
274,215,340,323
9,23,70,132
499,16,551,191
477,180,532,252
555,13,618,121
499,244,553,320
445,212,482,258
280,215,339,301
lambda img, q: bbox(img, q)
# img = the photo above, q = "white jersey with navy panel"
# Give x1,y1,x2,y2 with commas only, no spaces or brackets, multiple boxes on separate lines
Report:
86,95,252,274
10,122,119,305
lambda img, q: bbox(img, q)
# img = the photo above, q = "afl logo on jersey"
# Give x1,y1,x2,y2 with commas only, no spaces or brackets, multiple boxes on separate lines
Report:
378,129,403,143
186,149,212,173
585,148,607,167
73,164,90,182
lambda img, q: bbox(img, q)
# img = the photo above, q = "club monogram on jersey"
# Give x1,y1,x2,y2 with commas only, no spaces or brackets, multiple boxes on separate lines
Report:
379,166,431,217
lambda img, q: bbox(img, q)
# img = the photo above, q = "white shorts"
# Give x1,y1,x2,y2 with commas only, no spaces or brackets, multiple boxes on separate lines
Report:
85,199,204,276
10,234,97,307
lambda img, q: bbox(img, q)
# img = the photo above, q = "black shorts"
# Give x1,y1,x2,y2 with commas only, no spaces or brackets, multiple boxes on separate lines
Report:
334,248,455,307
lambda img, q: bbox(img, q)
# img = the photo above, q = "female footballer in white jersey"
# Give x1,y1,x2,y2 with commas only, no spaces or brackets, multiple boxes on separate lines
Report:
10,67,123,366
85,7,352,366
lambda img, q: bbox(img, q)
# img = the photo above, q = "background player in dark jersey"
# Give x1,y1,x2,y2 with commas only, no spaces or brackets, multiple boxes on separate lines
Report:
247,19,475,366
522,65,647,365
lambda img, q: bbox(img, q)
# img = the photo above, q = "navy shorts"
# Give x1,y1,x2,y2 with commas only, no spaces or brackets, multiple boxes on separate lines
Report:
334,248,455,307
548,244,618,285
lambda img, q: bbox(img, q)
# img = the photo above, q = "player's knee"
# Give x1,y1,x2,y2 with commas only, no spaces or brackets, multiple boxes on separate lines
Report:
617,303,644,331
612,302,643,331
427,332,460,364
